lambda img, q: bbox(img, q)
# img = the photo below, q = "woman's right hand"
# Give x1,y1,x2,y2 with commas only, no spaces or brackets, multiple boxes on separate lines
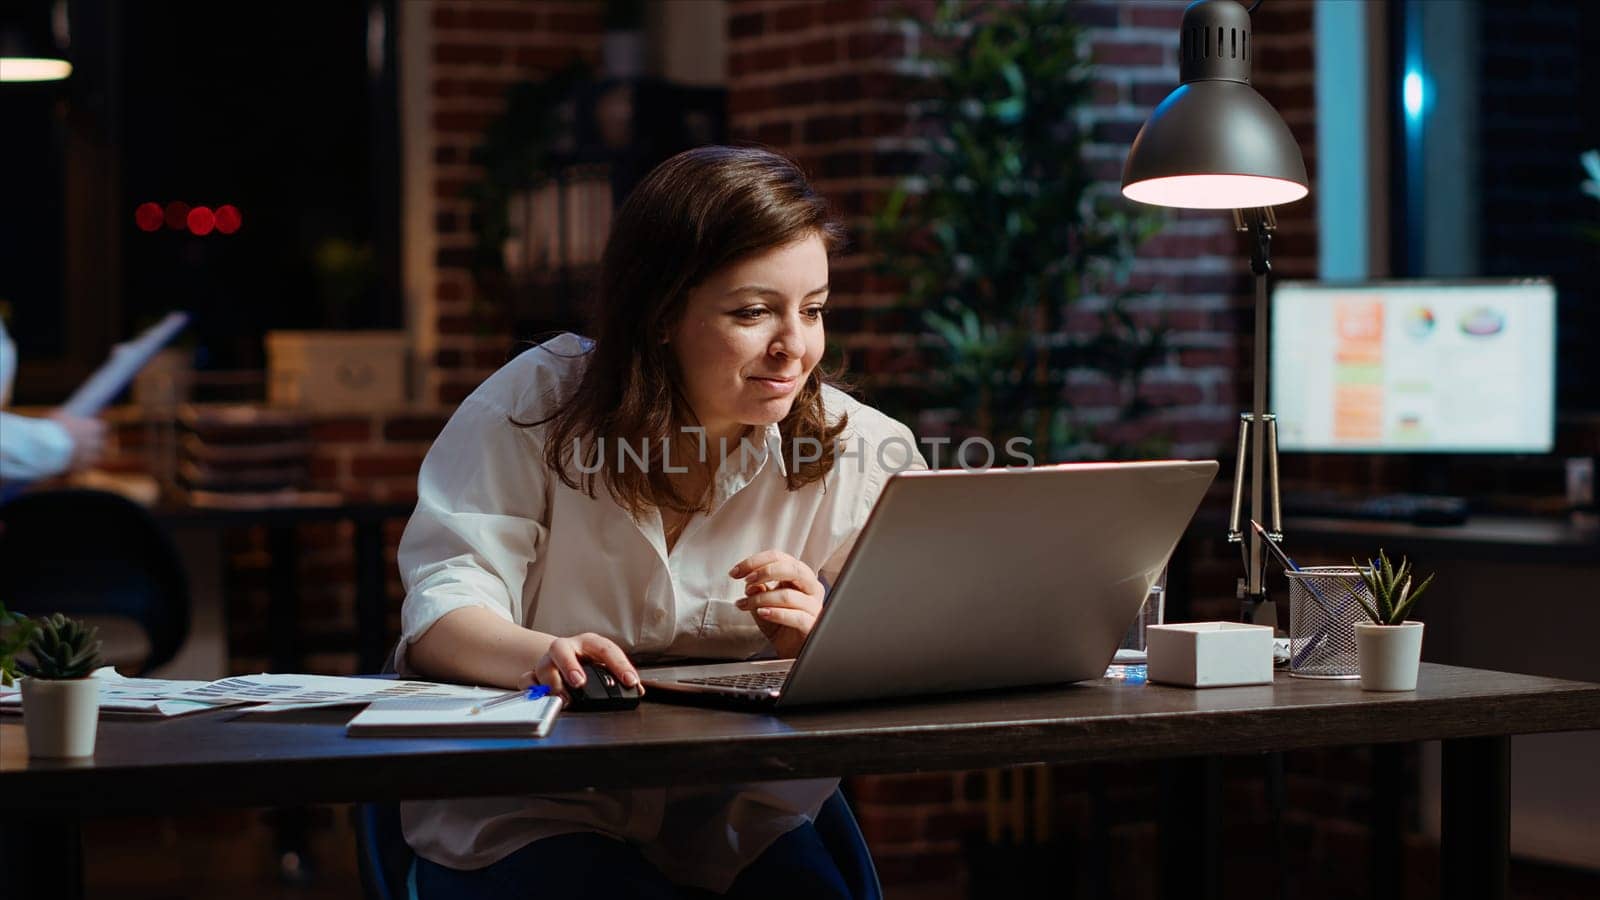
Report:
519,632,642,705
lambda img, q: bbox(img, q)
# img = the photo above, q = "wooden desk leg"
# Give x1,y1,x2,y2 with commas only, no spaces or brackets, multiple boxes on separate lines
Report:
354,519,387,674
1370,743,1405,900
1159,756,1222,900
1441,736,1509,900
0,814,82,900
267,525,301,674
264,526,313,882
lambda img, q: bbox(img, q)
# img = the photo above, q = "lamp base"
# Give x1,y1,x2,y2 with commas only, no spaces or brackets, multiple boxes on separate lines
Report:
1237,582,1278,628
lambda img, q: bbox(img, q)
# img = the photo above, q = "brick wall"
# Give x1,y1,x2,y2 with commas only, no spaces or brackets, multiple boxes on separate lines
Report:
427,0,606,406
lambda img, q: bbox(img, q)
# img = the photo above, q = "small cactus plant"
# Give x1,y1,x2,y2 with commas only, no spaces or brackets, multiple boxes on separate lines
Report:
1353,549,1435,626
24,613,103,680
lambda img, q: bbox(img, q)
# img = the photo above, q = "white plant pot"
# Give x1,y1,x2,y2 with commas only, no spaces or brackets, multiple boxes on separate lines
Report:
20,677,101,758
1355,621,1425,691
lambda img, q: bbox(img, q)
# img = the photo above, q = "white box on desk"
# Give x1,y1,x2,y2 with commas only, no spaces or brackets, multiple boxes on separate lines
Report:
266,331,409,412
1147,622,1274,688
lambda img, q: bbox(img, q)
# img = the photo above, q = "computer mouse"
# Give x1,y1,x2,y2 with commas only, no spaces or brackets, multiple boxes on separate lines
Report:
563,659,643,712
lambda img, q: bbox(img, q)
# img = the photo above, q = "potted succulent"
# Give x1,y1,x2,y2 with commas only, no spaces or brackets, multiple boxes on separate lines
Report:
19,613,104,758
1352,550,1435,691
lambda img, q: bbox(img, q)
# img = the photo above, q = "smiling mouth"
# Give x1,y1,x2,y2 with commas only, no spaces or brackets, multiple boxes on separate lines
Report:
748,375,799,383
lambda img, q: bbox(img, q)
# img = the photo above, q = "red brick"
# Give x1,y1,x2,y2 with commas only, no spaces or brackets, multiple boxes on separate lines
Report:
854,807,924,845
820,0,871,23
1130,2,1184,29
1132,80,1176,106
847,31,907,62
434,43,503,66
774,2,815,32
772,78,822,107
756,120,795,146
432,7,540,32
728,86,774,116
850,773,955,805
437,315,475,336
433,111,496,134
1092,79,1122,105
434,177,472,200
548,8,602,33
795,36,839,66
311,419,371,444
1091,39,1166,68
513,45,584,71
382,415,451,443
1071,1,1123,28
729,11,765,39
351,451,426,479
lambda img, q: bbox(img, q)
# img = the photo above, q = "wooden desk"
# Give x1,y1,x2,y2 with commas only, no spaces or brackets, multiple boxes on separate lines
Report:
1276,514,1600,565
4,664,1598,899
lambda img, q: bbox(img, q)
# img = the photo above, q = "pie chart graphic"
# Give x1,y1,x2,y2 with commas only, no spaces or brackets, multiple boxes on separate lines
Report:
1459,306,1505,337
1403,306,1435,339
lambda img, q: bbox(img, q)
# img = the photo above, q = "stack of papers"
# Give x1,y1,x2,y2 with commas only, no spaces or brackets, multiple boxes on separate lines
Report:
0,669,508,718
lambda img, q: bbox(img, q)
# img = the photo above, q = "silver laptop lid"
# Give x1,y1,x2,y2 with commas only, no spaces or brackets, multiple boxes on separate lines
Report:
776,460,1218,707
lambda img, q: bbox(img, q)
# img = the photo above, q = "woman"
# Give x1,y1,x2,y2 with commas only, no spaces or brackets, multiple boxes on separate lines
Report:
396,146,925,899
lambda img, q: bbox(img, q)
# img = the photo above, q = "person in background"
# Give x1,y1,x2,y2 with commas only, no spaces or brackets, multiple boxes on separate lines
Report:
0,318,107,484
396,146,924,899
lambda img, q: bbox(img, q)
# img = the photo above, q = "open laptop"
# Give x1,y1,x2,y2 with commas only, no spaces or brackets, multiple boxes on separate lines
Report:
640,460,1218,708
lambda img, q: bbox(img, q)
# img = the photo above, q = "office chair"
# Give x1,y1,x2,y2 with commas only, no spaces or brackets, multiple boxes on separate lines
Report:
0,488,190,674
354,788,883,900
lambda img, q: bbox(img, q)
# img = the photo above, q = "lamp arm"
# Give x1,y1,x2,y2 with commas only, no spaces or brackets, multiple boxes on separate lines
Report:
1229,207,1281,624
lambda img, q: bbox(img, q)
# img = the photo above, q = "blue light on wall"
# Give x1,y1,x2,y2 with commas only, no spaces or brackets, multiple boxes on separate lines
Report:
1403,69,1426,120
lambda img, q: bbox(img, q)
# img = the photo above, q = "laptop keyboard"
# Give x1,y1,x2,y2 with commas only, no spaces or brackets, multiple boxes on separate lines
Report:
680,670,788,691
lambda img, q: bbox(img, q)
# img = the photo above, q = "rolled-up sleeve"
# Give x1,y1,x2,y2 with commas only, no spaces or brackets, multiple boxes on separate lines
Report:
395,396,550,671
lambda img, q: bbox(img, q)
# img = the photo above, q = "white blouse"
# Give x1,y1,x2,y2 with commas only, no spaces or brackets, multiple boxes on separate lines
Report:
395,333,926,891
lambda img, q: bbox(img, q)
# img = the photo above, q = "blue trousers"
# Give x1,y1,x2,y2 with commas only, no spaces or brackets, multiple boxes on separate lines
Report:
413,823,852,900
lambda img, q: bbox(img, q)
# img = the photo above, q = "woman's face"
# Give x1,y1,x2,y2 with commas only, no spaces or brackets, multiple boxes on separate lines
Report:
668,232,829,444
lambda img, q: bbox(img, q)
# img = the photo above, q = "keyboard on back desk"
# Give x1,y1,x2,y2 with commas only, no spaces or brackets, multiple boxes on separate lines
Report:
1284,492,1470,526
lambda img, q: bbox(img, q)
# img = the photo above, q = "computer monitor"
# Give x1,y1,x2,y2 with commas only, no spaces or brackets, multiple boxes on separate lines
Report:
1271,279,1555,453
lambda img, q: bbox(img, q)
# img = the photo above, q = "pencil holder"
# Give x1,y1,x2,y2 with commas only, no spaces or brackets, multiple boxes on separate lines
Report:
1285,566,1372,679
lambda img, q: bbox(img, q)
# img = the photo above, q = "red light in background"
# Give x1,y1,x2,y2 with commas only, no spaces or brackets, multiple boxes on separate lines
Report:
214,204,242,235
135,203,163,232
164,201,190,231
187,206,216,236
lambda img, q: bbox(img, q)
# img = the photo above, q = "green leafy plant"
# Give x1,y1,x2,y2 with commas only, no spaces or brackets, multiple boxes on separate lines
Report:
0,601,39,687
22,613,103,680
873,0,1169,462
1353,549,1435,626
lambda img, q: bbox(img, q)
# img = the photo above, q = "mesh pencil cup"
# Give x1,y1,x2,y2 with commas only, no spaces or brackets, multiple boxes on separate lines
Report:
1284,566,1373,679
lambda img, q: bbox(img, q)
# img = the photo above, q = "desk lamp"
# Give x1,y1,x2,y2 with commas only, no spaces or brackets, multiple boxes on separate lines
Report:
1121,0,1308,624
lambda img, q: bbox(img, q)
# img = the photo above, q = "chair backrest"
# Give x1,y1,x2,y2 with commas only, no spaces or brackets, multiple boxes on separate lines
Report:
0,489,190,674
353,789,881,900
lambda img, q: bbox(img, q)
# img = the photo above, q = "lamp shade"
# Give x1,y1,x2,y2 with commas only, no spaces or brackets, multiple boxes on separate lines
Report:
0,2,71,83
1121,0,1306,209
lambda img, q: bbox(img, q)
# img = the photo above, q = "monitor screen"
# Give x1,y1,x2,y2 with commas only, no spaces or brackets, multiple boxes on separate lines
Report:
1271,280,1555,453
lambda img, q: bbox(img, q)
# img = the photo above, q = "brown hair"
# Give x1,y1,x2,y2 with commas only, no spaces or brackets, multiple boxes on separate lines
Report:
525,145,849,518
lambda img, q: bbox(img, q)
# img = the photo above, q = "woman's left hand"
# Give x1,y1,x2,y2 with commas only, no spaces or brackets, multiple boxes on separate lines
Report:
730,550,825,658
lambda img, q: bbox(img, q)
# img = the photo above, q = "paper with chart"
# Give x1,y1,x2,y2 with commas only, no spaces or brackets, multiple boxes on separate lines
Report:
169,673,507,711
2,670,506,716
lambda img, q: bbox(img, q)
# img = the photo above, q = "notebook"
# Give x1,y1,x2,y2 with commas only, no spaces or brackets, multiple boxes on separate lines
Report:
345,693,561,738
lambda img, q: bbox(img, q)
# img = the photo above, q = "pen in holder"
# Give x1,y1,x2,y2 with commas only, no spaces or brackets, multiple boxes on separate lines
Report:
1284,566,1372,679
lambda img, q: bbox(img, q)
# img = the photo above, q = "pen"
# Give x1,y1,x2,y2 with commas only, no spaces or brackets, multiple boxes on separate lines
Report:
469,685,550,715
1250,520,1332,614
